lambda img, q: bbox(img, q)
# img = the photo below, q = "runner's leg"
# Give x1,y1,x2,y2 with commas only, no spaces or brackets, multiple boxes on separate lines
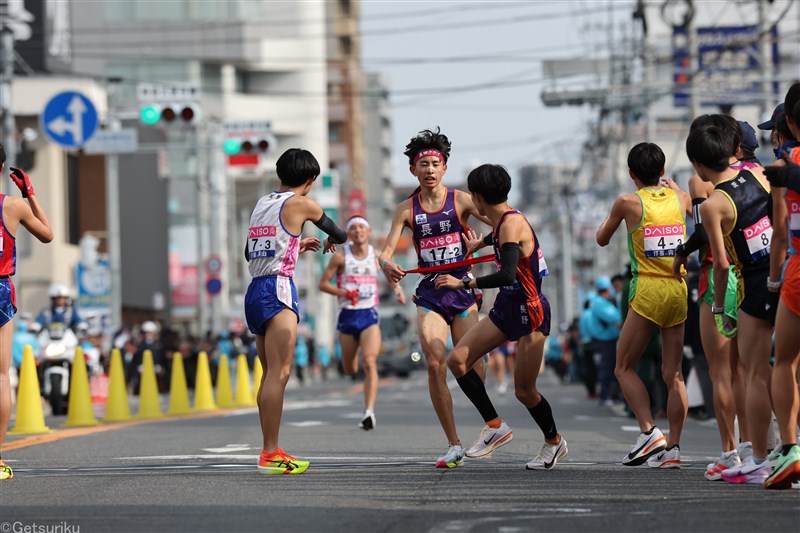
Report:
418,307,460,445
615,310,658,432
660,322,688,448
359,324,382,412
258,309,298,452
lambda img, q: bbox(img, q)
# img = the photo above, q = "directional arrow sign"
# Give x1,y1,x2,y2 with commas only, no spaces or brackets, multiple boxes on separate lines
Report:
40,91,99,149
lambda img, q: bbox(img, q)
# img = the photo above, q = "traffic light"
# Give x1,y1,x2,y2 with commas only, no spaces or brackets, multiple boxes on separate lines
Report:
139,103,200,126
223,136,273,156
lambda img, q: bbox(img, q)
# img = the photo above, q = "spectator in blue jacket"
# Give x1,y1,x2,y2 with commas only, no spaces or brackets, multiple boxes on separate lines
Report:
589,277,622,405
577,299,598,398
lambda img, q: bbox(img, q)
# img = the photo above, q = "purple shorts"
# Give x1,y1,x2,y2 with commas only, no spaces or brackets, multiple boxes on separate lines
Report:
488,291,551,341
0,278,17,328
413,276,480,325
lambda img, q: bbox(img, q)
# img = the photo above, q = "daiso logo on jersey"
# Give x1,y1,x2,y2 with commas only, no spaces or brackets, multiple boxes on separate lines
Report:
249,226,276,238
643,224,684,238
420,232,459,249
743,216,771,240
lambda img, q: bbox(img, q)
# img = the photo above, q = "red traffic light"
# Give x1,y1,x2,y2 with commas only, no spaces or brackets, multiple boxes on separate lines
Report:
258,139,270,151
180,106,195,121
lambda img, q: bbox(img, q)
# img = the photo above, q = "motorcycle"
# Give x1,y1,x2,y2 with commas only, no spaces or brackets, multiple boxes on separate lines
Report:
36,322,78,416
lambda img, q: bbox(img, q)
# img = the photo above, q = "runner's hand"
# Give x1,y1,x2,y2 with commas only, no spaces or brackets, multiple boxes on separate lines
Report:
382,260,405,283
765,289,779,325
323,238,337,254
9,167,35,198
462,229,484,255
434,274,461,290
344,289,360,306
714,313,737,338
764,162,787,187
671,253,687,281
298,237,321,253
394,285,406,305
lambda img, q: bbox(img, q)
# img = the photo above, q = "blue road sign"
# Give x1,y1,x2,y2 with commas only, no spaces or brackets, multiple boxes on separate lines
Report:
41,91,99,149
206,277,222,296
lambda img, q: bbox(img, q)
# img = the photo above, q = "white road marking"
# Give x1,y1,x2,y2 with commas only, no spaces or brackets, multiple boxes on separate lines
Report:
202,445,253,453
286,421,328,427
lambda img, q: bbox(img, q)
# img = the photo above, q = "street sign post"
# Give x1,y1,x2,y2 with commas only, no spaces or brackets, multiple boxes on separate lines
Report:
41,91,99,149
83,128,138,154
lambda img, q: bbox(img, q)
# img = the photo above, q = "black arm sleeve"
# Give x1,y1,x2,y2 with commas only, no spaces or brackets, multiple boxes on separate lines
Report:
682,197,707,256
482,234,493,246
244,241,250,262
313,213,347,244
475,243,520,289
785,164,800,194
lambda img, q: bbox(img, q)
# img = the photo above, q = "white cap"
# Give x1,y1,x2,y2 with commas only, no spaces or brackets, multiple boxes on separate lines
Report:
141,321,159,333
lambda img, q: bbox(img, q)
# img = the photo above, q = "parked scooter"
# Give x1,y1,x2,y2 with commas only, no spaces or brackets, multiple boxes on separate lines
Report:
36,322,78,415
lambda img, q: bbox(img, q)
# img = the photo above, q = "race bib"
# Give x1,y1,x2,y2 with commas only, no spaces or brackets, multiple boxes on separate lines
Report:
789,200,800,236
248,225,276,258
419,232,462,264
643,224,685,257
538,248,549,277
744,216,772,260
344,275,378,300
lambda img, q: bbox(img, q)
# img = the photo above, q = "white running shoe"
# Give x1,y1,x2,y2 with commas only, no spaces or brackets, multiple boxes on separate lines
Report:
647,445,681,469
497,382,508,395
723,457,772,484
435,445,465,469
466,422,513,458
705,451,741,481
622,427,667,466
358,412,376,431
526,437,568,470
737,441,753,463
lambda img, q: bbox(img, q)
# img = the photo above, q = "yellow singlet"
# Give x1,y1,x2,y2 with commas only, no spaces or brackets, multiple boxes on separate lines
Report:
627,187,688,328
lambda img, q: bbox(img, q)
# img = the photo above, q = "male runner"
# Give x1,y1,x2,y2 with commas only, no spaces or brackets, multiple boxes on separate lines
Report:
319,215,404,430
435,164,567,470
245,148,347,475
0,145,54,480
596,142,691,468
689,123,776,484
673,115,752,479
379,127,491,468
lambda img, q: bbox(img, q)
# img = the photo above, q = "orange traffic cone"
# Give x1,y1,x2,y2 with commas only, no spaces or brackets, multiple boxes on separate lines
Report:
103,348,131,422
136,350,163,419
235,354,255,407
193,351,217,411
61,346,100,427
9,345,51,435
167,352,191,415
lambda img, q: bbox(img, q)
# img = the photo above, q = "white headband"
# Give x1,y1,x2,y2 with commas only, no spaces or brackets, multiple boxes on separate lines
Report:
347,217,370,230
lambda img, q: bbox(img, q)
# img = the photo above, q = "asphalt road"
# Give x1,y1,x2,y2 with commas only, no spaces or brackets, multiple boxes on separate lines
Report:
2,369,798,533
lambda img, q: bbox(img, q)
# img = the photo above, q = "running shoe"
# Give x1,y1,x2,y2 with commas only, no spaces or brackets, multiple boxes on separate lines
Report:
737,441,753,463
0,460,13,480
722,456,771,484
257,448,310,475
764,445,800,490
705,451,741,481
465,422,513,458
525,436,568,470
647,445,681,469
622,427,666,466
359,412,376,431
435,445,465,469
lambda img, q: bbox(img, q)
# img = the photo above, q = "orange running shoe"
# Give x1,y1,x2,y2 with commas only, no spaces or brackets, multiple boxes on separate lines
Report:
258,448,310,475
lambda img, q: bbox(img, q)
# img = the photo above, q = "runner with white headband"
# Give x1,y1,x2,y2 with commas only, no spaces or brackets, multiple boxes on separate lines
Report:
319,215,405,430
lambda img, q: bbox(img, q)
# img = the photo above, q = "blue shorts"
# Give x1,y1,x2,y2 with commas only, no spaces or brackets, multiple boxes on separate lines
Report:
413,276,480,325
337,308,380,340
489,292,551,341
244,275,298,335
0,278,17,328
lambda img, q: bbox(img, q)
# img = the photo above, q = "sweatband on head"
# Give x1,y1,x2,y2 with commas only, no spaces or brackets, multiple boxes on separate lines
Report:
346,216,370,230
412,149,446,166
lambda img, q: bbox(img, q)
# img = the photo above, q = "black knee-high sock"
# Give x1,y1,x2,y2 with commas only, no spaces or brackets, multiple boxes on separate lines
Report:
528,396,558,440
455,369,498,423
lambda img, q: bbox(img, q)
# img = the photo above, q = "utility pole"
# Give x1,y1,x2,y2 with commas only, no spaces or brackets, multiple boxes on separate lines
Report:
687,7,700,120
1,24,15,194
757,0,772,119
207,124,230,334
105,113,123,333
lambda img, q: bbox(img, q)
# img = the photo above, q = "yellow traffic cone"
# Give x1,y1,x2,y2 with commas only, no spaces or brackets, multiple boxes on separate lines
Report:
215,354,234,408
253,356,263,405
167,352,191,415
9,345,51,435
235,354,255,407
103,348,131,422
193,351,217,411
61,346,100,427
136,350,163,419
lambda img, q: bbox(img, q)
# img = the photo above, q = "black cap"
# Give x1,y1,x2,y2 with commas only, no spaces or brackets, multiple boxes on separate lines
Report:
737,121,759,152
758,103,784,130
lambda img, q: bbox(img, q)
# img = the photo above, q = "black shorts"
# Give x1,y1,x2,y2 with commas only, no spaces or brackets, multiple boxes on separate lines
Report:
738,267,771,322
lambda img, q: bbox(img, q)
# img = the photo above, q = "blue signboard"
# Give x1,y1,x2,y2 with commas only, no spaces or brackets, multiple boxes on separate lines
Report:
673,25,779,107
41,91,99,149
76,259,112,310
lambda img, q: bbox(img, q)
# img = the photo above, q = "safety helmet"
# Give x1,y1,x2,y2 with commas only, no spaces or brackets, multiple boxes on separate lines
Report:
48,283,70,299
141,321,159,334
595,276,612,291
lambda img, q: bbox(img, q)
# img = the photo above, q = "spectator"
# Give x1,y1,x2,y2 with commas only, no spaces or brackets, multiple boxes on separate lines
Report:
588,277,622,406
577,300,598,399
